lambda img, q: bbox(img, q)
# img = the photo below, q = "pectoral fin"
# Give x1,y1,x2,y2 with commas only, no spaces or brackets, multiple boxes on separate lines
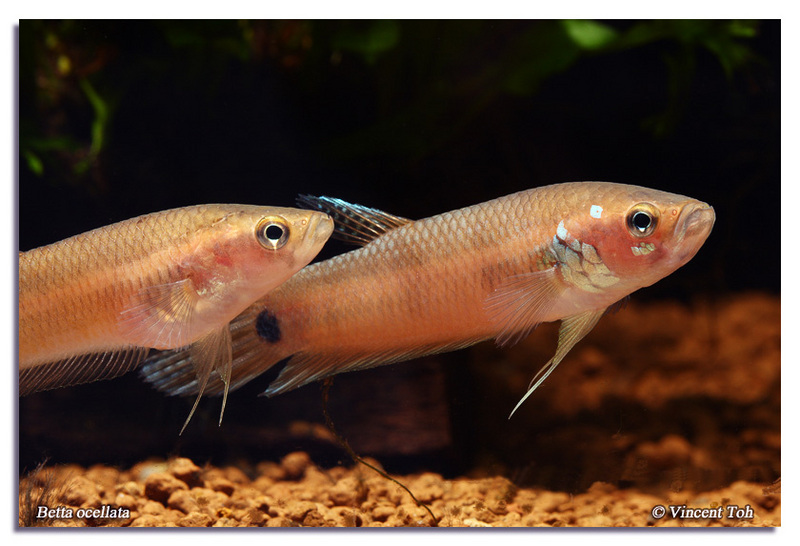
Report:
118,279,200,349
485,268,564,347
180,325,233,434
508,307,606,418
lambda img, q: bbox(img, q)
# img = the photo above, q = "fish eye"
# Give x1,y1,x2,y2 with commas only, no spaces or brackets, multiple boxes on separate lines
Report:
256,217,290,250
626,204,658,237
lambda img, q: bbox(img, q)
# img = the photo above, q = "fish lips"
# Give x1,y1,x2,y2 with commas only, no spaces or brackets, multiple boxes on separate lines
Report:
672,201,716,266
308,211,335,246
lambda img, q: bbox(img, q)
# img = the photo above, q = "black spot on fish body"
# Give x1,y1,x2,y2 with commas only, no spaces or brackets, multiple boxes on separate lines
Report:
256,309,281,343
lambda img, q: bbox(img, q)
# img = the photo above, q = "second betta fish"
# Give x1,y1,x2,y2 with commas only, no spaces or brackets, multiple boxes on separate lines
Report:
142,182,715,416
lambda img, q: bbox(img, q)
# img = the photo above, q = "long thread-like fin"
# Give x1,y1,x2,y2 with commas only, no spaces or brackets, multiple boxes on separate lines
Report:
508,307,606,418
216,334,233,427
484,268,564,347
297,195,411,246
179,326,232,434
118,279,199,349
20,346,150,395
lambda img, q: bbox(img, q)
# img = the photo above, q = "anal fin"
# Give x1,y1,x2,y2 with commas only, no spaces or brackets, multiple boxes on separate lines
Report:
20,346,149,395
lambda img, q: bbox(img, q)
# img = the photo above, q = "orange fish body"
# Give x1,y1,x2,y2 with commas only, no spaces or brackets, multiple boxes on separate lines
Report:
19,204,333,430
142,182,715,416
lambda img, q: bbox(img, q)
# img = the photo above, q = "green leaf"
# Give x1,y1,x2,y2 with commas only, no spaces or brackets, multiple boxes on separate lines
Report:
23,150,43,176
75,78,109,174
728,19,759,38
562,20,619,50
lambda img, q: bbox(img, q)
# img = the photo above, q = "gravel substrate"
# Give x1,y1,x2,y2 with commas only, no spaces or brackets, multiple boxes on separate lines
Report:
20,453,780,527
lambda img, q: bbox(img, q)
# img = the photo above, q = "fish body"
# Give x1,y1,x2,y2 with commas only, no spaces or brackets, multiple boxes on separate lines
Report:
142,182,714,415
19,204,333,429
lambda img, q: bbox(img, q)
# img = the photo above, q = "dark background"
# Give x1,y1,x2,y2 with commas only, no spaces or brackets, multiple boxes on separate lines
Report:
18,20,779,489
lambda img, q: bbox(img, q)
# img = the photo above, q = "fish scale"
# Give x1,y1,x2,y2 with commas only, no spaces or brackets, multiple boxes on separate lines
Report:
141,182,714,417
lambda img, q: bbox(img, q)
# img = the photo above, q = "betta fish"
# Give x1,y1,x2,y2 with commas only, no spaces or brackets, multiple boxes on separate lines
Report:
141,182,715,417
19,204,333,431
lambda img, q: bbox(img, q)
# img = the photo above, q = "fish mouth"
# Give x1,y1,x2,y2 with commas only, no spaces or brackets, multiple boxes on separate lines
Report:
674,201,715,264
308,212,334,247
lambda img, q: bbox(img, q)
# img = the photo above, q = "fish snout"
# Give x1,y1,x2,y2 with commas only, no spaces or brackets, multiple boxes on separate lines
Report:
681,202,715,240
307,211,334,248
672,201,715,264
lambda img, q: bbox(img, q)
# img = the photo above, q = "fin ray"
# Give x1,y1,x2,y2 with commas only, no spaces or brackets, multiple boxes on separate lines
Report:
297,195,411,246
179,326,233,434
508,308,606,418
141,304,281,398
20,346,149,395
118,279,199,349
485,268,564,347
262,337,488,397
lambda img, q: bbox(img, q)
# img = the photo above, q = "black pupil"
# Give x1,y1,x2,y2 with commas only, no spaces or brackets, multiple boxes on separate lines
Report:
633,212,651,231
265,224,284,241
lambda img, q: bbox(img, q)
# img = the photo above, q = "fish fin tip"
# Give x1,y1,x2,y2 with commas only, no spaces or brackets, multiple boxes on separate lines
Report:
180,326,233,432
179,395,201,435
297,194,411,245
508,308,607,416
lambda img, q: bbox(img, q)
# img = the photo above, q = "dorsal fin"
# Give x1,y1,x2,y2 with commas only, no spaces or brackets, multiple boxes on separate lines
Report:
297,195,411,246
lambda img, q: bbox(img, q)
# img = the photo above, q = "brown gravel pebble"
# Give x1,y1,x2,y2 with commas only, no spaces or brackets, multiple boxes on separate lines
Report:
167,458,202,487
62,476,101,508
328,476,365,506
281,451,312,480
143,472,188,504
129,514,168,527
177,512,213,527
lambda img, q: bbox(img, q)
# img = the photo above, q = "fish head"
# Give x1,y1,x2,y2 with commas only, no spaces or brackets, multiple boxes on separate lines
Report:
556,183,715,295
190,205,333,303
238,206,334,289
